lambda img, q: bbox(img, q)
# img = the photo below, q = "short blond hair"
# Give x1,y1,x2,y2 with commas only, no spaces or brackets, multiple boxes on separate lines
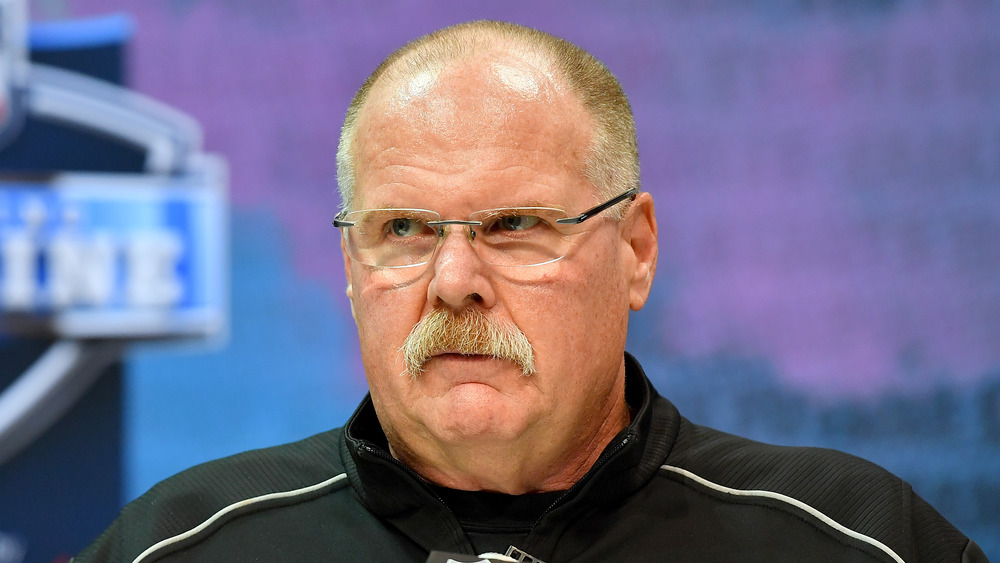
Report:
336,20,639,214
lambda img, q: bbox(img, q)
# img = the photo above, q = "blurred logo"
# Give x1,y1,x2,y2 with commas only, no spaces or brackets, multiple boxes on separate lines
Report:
0,173,226,338
0,1,227,470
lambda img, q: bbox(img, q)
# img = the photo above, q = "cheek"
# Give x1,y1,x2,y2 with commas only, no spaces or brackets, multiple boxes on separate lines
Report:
352,277,425,362
508,265,627,355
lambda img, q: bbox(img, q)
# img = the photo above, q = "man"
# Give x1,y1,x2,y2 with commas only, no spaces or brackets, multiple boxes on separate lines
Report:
77,20,986,562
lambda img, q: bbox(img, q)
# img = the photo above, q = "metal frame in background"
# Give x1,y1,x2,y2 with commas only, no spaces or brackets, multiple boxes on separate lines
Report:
0,10,228,467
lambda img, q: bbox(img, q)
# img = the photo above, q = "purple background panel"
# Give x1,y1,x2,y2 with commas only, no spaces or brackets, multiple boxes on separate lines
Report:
41,0,1000,557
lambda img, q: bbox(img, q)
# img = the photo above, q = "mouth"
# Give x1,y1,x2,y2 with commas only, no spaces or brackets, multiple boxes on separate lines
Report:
420,353,519,387
425,351,516,369
430,352,495,361
421,351,534,377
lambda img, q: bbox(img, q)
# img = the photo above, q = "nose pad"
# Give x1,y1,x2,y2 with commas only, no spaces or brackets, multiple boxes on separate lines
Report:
432,221,479,248
426,222,485,276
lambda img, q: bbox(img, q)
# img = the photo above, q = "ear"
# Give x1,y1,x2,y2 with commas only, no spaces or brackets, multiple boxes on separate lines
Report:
622,192,658,311
341,235,358,322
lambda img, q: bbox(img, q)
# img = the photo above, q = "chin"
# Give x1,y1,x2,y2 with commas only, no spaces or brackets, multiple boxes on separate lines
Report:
433,397,526,443
436,420,525,445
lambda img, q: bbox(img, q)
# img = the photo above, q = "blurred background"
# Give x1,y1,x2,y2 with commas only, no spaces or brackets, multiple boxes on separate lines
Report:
0,0,997,561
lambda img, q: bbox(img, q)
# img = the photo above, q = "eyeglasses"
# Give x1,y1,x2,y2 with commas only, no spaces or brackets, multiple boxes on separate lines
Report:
334,187,637,269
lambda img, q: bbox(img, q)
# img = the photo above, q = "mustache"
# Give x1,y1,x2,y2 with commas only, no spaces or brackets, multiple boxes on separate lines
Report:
400,308,536,377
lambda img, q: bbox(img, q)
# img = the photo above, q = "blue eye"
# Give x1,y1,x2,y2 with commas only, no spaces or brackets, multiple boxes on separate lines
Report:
389,218,424,237
497,215,541,231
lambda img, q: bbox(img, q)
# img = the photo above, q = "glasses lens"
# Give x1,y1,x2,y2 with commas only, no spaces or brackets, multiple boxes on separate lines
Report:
344,209,439,267
472,207,573,266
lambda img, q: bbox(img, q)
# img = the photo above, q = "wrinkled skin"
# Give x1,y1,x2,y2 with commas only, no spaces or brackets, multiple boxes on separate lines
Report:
343,52,658,494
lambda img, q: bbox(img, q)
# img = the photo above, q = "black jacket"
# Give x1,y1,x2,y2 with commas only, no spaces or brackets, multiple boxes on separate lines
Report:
76,354,987,562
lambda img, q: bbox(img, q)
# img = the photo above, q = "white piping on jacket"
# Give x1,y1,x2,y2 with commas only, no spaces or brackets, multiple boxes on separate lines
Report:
129,466,906,561
131,473,348,563
660,464,905,563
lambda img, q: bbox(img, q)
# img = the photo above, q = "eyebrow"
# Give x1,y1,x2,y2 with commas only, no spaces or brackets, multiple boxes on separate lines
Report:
358,201,567,213
361,204,434,211
492,200,564,210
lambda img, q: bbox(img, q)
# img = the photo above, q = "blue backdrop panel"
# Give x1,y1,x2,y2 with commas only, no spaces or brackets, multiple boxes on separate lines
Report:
0,15,133,562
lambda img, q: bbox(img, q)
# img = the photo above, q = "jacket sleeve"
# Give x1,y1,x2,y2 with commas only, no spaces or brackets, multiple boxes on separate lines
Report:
72,484,192,563
910,492,990,562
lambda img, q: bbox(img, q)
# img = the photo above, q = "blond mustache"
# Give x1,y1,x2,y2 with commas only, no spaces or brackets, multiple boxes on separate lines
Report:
400,308,535,377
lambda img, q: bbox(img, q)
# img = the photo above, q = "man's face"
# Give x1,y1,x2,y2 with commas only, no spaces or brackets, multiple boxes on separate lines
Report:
343,54,656,491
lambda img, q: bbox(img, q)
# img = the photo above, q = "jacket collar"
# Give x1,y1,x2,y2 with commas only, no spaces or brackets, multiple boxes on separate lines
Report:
340,353,680,551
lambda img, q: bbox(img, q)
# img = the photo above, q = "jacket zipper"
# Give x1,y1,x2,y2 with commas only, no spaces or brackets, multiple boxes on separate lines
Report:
359,432,635,546
357,442,450,506
531,431,634,529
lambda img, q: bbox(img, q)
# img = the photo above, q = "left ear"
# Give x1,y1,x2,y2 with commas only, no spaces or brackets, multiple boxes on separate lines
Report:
342,234,358,323
620,192,658,311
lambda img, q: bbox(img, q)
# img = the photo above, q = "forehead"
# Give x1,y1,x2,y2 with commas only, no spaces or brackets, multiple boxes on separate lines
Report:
351,53,596,207
366,49,570,123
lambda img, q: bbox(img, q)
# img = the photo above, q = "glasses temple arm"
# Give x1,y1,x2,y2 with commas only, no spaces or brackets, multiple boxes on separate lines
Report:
555,187,639,224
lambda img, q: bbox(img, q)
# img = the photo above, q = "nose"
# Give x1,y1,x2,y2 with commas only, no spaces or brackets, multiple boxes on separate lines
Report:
426,223,496,311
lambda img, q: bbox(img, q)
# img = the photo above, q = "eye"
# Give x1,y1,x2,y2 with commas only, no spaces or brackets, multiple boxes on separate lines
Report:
496,214,542,232
387,217,425,237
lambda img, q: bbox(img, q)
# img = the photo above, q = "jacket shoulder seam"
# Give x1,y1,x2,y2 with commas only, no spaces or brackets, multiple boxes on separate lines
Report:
660,464,904,563
131,472,349,563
